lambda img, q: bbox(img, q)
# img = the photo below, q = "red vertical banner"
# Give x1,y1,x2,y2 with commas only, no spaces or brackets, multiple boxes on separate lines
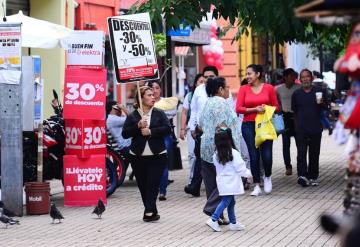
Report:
63,67,107,207
65,119,106,158
63,68,106,120
63,155,106,206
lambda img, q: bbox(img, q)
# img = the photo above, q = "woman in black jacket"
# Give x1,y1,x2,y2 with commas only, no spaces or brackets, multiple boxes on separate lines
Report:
122,86,171,222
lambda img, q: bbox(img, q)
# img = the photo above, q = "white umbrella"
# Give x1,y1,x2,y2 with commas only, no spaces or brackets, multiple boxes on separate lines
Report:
2,11,73,49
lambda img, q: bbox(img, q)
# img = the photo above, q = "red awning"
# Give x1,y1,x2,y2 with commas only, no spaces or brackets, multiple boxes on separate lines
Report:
175,46,190,56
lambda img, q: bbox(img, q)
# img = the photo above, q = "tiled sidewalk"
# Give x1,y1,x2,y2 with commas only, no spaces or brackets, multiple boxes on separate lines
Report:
0,135,344,246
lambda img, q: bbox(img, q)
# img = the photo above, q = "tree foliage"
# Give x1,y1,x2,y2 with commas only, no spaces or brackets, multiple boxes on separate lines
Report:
130,1,347,42
129,0,352,58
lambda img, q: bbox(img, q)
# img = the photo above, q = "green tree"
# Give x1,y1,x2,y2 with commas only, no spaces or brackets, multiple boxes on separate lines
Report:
129,0,351,58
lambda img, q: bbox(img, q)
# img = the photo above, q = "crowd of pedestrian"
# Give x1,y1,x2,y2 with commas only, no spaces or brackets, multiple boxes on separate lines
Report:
106,64,330,230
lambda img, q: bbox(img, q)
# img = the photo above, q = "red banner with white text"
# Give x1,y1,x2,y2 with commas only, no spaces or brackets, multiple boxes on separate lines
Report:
65,119,106,158
63,155,106,206
63,68,106,120
63,67,107,207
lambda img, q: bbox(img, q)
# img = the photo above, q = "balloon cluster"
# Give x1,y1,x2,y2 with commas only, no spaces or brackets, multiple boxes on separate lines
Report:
202,23,224,70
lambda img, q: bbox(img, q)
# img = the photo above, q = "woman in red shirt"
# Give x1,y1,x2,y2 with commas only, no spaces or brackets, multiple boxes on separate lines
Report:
236,64,279,196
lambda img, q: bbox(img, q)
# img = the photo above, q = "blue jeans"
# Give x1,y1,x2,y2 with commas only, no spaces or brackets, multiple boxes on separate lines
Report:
242,121,273,183
211,195,236,224
159,135,173,195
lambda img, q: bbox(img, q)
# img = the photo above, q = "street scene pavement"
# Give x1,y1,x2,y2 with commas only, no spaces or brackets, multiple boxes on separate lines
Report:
1,134,344,247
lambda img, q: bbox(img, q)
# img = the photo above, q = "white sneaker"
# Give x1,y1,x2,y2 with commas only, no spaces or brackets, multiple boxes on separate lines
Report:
250,185,262,196
229,222,245,231
206,218,221,232
263,176,272,194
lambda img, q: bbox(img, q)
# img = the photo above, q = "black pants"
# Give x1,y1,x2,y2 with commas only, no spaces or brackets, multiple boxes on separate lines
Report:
201,160,220,215
131,154,167,214
296,132,322,180
188,134,202,192
282,112,296,168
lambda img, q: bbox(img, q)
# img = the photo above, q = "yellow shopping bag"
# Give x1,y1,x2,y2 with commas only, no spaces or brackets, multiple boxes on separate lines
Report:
255,105,277,148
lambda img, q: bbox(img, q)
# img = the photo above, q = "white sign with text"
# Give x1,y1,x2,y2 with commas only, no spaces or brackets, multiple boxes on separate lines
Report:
62,31,104,68
108,13,159,83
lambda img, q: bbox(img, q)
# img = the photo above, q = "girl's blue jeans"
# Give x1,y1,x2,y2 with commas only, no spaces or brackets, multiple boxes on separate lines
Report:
211,195,236,224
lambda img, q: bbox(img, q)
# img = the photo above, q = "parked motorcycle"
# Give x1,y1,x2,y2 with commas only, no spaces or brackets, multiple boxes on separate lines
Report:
106,131,128,187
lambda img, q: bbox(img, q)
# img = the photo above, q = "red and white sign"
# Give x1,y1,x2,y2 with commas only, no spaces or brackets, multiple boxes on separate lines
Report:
64,155,106,206
62,31,104,68
65,119,106,158
108,13,159,83
63,68,106,119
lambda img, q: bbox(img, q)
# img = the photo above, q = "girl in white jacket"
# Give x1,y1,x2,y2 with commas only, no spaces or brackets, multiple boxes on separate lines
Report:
206,126,252,232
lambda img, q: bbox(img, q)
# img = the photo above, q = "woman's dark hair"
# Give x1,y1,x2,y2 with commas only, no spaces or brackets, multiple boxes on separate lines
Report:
206,77,226,97
134,86,153,109
241,78,248,86
191,73,203,94
283,68,295,77
146,80,161,89
214,126,234,165
247,64,263,79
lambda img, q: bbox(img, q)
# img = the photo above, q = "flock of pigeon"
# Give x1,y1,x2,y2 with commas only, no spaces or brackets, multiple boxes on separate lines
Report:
0,198,105,228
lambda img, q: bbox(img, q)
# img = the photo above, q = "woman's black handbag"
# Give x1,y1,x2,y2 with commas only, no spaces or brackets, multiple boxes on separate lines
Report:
168,120,182,171
169,140,183,170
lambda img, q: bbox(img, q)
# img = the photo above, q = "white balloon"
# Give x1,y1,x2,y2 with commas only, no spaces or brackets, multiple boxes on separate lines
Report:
210,44,218,52
213,46,221,54
216,40,223,47
210,37,217,44
218,47,224,54
202,45,210,53
211,20,217,28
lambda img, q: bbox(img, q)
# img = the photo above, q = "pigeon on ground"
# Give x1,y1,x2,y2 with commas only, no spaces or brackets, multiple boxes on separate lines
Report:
92,198,105,218
50,203,64,224
0,201,16,217
0,208,20,228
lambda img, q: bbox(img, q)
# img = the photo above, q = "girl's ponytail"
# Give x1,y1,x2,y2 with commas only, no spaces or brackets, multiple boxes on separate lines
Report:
214,125,234,165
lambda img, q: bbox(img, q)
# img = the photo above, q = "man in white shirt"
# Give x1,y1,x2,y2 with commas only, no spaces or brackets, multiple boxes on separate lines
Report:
276,68,301,176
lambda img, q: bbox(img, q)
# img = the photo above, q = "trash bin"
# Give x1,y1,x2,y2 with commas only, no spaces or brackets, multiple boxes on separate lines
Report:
24,182,50,215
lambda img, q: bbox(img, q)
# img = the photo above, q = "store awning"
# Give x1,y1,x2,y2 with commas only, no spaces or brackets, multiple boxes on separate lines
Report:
171,21,211,45
175,46,193,56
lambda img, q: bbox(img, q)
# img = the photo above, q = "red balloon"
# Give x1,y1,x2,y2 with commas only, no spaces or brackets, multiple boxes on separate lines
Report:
215,59,223,67
206,57,215,65
213,53,220,59
204,52,212,59
211,26,216,33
